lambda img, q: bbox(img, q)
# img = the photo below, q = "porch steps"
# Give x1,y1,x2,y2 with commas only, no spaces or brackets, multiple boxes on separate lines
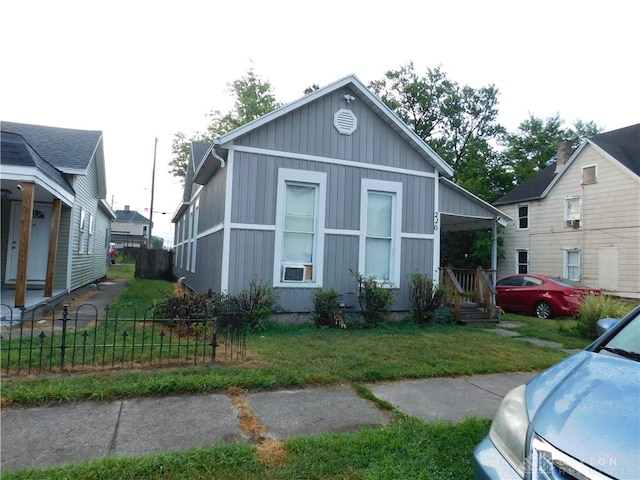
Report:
457,303,497,326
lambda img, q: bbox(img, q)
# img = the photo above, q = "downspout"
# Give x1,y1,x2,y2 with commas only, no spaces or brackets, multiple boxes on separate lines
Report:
211,146,225,168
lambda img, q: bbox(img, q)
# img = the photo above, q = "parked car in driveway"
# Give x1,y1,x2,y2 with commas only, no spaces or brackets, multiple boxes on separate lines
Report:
495,274,601,319
474,304,640,479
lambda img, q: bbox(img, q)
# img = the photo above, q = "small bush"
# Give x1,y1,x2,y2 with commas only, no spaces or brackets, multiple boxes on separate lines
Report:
312,288,346,329
408,272,447,324
232,277,282,329
573,295,629,340
351,270,395,327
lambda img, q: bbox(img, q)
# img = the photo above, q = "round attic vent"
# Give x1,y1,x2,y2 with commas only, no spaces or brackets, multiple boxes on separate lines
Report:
333,109,357,135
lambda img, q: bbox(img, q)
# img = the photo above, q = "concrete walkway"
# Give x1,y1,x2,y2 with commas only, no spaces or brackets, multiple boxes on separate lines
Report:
1,372,537,473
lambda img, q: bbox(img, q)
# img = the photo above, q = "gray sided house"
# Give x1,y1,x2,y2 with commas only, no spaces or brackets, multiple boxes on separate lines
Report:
1,121,116,315
494,123,640,299
172,75,508,315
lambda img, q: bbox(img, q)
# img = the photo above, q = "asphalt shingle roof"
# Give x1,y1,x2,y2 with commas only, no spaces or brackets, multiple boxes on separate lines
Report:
590,123,640,176
114,209,150,223
0,131,75,195
1,121,102,172
493,162,558,206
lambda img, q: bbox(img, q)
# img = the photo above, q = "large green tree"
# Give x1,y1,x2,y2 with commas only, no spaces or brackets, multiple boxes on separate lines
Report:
168,67,280,181
501,114,601,185
369,62,508,202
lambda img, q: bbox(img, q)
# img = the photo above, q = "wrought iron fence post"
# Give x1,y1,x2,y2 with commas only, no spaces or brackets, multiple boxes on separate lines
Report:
211,316,218,364
59,303,69,371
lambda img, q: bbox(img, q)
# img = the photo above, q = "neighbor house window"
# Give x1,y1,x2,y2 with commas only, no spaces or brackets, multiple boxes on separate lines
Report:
565,249,581,281
274,169,326,287
87,214,95,254
564,196,581,228
79,208,87,253
359,179,402,286
582,165,596,185
190,199,199,273
517,203,529,229
516,249,529,274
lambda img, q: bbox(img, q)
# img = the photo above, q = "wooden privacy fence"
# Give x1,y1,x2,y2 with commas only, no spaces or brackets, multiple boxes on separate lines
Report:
135,248,174,280
0,301,247,375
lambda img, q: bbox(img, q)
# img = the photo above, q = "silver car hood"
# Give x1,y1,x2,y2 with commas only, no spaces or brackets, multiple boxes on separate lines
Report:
527,351,639,479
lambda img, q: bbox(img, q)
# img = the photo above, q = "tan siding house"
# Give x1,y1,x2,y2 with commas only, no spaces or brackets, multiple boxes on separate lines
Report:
495,124,640,299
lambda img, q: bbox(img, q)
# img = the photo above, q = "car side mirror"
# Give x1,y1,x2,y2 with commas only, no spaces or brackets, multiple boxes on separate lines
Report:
596,317,619,336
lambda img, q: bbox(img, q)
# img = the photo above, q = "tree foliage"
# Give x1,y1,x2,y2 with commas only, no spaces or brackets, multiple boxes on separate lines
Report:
168,67,280,181
501,113,601,185
370,62,507,202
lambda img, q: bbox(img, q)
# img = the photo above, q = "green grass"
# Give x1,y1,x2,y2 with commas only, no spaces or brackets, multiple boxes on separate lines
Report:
1,322,568,407
500,313,591,350
107,253,136,280
2,417,490,479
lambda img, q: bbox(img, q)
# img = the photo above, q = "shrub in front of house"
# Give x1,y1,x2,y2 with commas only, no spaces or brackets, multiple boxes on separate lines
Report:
351,270,395,327
231,277,282,329
312,288,346,329
408,272,447,324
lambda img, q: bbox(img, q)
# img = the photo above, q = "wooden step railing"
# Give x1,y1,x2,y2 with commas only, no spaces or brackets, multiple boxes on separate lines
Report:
440,267,497,322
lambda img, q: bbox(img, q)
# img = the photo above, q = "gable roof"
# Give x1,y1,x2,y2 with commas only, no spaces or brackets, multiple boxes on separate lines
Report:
494,123,640,206
493,162,558,205
1,121,103,174
1,131,75,197
589,123,640,176
197,74,454,182
114,209,150,223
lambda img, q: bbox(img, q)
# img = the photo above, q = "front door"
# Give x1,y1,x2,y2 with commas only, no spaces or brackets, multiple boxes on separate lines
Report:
5,202,52,283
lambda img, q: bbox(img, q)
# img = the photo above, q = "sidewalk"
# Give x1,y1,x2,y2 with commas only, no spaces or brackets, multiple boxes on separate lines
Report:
0,371,537,473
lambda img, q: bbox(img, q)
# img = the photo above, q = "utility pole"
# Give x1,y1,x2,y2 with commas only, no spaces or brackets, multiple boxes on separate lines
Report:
148,137,157,248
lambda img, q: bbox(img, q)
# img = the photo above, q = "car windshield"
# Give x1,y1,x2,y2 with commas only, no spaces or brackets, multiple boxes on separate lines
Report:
601,310,640,360
547,277,589,288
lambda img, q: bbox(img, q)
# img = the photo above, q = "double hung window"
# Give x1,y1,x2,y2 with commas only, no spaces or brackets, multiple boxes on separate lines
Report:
274,169,326,286
359,179,402,286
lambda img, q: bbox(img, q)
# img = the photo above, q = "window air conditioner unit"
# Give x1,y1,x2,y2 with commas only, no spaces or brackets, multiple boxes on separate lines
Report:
282,264,306,282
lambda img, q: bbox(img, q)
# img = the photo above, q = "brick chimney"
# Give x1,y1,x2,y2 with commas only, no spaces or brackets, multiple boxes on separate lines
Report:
124,205,130,211
555,140,573,173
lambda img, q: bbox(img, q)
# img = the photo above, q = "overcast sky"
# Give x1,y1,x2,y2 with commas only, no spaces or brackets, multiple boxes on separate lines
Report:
2,0,638,246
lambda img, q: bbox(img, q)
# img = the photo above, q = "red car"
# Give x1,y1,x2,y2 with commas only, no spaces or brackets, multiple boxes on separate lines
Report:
495,274,601,319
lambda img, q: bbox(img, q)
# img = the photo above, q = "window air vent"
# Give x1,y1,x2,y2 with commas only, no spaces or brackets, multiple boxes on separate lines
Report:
334,109,357,135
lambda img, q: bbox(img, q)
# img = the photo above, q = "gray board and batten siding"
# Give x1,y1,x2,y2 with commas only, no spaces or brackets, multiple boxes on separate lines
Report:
174,83,442,313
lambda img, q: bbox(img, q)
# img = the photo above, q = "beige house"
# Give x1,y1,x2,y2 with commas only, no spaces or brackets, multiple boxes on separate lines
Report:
494,123,640,299
111,206,150,248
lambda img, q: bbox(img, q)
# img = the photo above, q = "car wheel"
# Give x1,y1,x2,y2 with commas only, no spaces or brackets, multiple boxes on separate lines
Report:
535,301,553,319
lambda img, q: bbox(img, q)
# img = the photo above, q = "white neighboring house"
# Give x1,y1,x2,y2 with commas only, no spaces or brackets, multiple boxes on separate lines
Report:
111,206,151,249
494,123,640,299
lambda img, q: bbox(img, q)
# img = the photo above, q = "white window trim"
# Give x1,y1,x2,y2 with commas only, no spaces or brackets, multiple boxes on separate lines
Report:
516,202,529,230
191,199,199,273
88,214,95,254
564,248,581,281
581,164,597,185
564,196,581,227
359,179,403,287
273,168,326,288
79,208,87,254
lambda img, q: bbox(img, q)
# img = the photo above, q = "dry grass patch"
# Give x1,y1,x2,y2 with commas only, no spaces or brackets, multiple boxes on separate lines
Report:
228,386,289,466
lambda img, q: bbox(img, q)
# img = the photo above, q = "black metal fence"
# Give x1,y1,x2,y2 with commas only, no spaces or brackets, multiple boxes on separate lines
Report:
0,301,247,375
